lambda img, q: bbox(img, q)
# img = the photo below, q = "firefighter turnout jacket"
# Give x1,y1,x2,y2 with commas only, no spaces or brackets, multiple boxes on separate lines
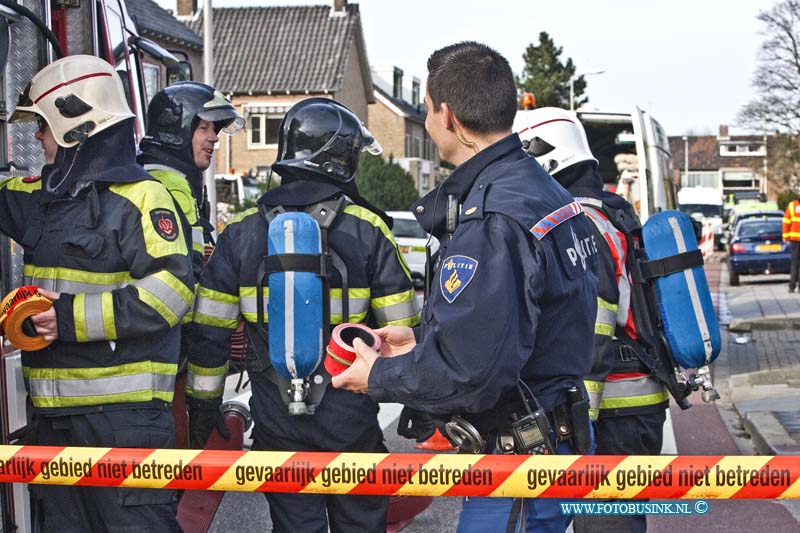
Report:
368,134,597,421
565,165,669,419
143,164,206,284
0,153,193,415
783,199,800,242
183,181,420,441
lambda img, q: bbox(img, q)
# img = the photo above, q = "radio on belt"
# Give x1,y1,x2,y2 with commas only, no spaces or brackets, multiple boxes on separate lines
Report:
324,323,381,376
0,285,53,350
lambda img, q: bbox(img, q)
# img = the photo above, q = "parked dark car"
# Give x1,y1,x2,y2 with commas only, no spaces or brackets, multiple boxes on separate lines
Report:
721,209,783,250
727,215,789,286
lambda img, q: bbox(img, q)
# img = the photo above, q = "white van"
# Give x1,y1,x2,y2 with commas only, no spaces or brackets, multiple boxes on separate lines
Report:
677,186,724,249
387,211,439,288
514,107,677,222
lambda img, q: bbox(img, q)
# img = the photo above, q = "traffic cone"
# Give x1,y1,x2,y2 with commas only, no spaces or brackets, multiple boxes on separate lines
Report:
414,429,455,451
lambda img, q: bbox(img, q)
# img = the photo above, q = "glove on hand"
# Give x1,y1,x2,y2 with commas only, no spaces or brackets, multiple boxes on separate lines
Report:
397,407,435,442
187,397,230,449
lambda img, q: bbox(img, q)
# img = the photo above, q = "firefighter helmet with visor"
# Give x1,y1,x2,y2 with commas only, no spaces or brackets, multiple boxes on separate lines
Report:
141,81,244,151
516,107,597,175
10,55,133,148
272,98,381,183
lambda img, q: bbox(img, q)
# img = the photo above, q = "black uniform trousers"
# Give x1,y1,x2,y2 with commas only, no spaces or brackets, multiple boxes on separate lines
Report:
249,378,388,533
29,404,181,533
573,409,666,533
790,241,800,290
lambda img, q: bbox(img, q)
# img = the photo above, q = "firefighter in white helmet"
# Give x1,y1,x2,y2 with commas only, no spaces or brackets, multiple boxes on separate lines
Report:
1,55,192,531
519,107,668,533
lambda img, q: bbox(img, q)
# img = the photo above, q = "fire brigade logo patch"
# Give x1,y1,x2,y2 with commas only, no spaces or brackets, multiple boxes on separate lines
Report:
440,255,478,303
150,209,178,241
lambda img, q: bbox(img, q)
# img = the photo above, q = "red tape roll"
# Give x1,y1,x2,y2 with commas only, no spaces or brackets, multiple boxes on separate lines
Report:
325,323,381,376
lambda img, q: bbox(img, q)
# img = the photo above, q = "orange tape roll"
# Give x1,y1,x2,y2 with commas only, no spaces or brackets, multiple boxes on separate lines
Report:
0,285,53,350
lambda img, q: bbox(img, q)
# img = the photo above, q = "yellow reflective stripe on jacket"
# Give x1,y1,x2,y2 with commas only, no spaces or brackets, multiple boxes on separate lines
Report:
194,286,241,328
24,264,134,292
599,376,669,410
109,181,188,259
72,293,117,342
344,204,412,279
595,297,617,337
145,166,199,224
133,270,194,327
0,176,43,193
239,286,268,324
371,289,420,327
23,361,177,408
230,207,259,226
186,361,228,399
584,379,605,420
330,287,370,324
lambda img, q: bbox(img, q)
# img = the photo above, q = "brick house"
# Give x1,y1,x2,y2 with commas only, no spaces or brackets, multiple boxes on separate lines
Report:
126,0,204,100
369,66,442,196
184,0,373,177
669,125,770,198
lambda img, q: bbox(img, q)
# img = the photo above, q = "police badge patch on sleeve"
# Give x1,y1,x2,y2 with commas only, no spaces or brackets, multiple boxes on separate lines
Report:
150,209,179,241
440,255,478,303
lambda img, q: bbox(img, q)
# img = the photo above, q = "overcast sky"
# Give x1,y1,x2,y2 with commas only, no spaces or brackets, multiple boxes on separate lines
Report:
156,0,779,136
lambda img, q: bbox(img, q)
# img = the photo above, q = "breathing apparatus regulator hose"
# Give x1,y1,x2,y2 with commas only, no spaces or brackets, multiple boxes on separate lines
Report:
324,322,381,376
0,285,53,350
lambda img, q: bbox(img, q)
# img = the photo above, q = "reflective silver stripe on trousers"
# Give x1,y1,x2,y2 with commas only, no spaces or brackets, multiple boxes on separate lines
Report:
196,295,240,321
25,276,127,293
186,372,227,393
371,299,419,325
601,376,665,399
134,275,191,319
28,373,175,399
240,295,269,317
330,297,369,317
83,293,106,341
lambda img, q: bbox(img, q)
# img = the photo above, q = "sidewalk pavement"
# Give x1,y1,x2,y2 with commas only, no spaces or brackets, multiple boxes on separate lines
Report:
709,259,800,455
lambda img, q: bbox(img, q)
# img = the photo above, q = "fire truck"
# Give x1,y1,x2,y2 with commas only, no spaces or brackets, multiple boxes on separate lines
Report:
0,1,187,530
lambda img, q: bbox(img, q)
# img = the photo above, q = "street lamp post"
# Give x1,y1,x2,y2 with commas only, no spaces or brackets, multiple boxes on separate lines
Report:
682,135,689,187
570,70,605,111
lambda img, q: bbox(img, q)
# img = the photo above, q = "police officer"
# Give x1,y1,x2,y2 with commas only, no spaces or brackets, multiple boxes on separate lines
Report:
139,82,244,447
0,55,193,531
183,97,420,532
333,42,597,532
518,107,669,533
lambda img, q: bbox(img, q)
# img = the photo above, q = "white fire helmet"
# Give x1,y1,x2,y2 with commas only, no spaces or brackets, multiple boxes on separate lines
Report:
10,55,133,148
516,107,597,175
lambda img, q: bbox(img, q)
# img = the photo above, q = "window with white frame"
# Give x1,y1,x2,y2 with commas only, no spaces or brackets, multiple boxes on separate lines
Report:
681,171,719,189
721,169,760,190
246,106,288,148
143,64,160,104
719,143,766,157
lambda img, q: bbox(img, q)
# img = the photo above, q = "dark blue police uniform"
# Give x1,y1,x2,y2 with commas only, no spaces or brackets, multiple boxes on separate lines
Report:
368,134,598,532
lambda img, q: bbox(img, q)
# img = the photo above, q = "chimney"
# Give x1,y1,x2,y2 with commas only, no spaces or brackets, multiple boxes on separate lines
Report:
176,0,197,17
718,124,729,140
332,0,347,12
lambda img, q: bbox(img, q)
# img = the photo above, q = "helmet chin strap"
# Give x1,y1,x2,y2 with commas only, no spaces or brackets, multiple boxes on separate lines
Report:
45,141,83,194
